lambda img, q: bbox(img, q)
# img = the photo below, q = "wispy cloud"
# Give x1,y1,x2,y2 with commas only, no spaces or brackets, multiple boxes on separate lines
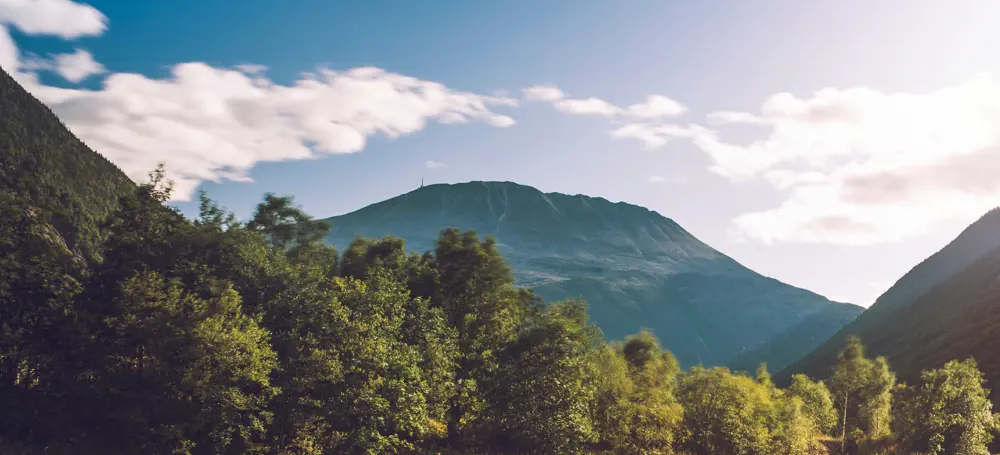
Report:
522,84,686,120
21,48,105,82
528,78,1000,246
425,160,447,170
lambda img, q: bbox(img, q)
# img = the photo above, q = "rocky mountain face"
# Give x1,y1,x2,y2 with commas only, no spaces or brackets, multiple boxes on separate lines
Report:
781,208,1000,395
322,181,863,369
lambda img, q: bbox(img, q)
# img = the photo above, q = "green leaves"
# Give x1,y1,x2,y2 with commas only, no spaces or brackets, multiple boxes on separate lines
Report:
789,374,837,435
5,176,1000,455
828,336,896,452
484,299,600,454
895,359,995,455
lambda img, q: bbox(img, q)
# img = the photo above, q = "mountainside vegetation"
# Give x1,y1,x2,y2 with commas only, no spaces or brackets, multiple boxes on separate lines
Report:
0,68,134,260
321,181,863,371
782,209,1000,405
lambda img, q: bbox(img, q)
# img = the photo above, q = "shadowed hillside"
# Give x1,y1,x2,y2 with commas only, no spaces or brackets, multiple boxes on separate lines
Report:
781,209,1000,398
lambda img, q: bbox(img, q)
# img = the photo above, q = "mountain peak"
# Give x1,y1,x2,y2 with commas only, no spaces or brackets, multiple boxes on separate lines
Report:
322,182,862,369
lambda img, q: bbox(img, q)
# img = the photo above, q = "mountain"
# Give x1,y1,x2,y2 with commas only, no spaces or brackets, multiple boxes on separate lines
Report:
322,181,864,369
780,209,1000,394
0,67,133,257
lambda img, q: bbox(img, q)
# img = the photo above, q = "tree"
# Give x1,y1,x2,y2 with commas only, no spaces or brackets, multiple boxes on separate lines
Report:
0,192,85,441
755,363,774,389
828,337,872,452
858,356,894,440
788,374,837,435
246,193,330,251
485,299,600,454
895,359,996,455
87,271,278,454
431,229,533,443
828,337,896,453
678,367,774,455
770,395,815,455
593,330,684,454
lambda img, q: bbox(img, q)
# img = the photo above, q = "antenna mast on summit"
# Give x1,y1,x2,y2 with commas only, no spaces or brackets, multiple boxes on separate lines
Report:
421,177,424,188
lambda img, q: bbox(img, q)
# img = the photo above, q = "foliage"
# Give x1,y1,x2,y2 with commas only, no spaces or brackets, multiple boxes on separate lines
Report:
894,359,996,455
829,336,896,453
789,374,838,435
591,330,685,454
484,299,600,453
3,171,998,455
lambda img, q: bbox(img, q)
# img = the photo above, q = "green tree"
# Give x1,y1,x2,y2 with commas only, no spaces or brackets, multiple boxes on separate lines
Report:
858,357,895,440
593,330,684,454
485,299,600,454
828,337,896,453
770,395,815,455
755,363,773,389
677,367,774,455
90,271,278,454
829,336,872,452
247,193,330,251
788,374,837,435
0,192,85,441
895,359,996,455
432,229,533,443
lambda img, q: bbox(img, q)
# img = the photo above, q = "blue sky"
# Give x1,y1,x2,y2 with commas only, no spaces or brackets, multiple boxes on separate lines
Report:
5,0,1000,306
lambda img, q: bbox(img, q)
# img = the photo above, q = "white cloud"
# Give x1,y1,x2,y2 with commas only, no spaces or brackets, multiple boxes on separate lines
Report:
522,83,685,121
534,78,1000,246
702,74,1000,245
610,122,700,149
522,84,564,102
0,0,106,39
627,94,687,118
554,97,622,116
53,48,104,82
21,48,104,82
35,64,517,200
425,160,447,169
0,25,16,71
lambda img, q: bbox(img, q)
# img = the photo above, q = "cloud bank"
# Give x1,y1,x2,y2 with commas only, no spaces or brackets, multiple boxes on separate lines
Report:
528,77,1000,245
1,0,517,201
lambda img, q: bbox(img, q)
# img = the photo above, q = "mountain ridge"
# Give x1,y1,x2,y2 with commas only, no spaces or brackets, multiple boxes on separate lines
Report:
321,180,864,369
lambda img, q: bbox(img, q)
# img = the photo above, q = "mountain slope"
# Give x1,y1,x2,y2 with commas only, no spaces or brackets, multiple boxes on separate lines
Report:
780,209,1000,390
322,181,863,368
0,68,133,257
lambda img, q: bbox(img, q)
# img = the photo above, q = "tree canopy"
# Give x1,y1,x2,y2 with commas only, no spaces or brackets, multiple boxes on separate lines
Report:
2,169,998,454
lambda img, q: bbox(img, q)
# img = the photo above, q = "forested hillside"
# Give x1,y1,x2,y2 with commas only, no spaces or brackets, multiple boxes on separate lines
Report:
782,209,1000,401
322,181,863,371
0,68,134,259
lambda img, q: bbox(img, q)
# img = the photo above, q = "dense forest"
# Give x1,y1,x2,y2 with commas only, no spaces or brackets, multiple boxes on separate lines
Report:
1,166,998,454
